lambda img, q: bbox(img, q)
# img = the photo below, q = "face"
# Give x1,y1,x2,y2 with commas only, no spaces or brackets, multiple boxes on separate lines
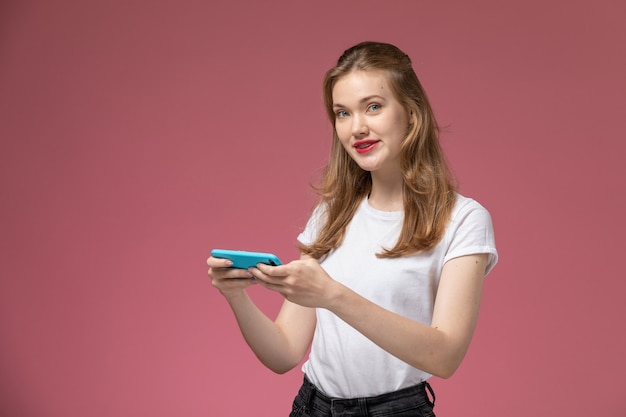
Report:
332,70,411,178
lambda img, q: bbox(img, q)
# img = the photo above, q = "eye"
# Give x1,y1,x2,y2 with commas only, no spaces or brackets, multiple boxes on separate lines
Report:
335,109,349,118
367,103,381,112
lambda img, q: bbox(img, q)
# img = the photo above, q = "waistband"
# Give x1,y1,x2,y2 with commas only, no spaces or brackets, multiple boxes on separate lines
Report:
297,375,435,415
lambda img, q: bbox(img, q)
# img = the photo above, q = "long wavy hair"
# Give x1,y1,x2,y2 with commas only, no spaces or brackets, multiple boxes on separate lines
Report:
299,41,457,259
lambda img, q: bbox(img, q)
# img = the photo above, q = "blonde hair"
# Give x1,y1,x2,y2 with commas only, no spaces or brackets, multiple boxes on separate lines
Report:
299,41,457,259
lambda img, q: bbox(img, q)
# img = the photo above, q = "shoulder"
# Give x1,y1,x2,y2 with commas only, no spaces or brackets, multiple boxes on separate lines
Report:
297,202,330,245
450,194,493,226
452,193,490,214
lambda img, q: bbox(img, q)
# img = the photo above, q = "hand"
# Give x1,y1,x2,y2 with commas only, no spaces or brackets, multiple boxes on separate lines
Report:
207,256,257,299
251,257,338,308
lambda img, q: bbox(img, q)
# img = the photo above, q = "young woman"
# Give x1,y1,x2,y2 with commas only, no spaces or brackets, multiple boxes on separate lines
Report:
207,41,498,417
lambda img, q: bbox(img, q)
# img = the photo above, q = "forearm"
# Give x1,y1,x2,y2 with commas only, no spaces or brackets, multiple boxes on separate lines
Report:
225,291,303,374
326,283,467,378
324,255,487,378
249,254,486,378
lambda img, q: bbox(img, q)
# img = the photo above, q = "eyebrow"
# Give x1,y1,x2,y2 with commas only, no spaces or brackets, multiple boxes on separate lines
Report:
332,95,386,109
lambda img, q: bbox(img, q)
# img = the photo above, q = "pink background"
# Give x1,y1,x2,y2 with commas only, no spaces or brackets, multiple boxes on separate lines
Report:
1,1,625,416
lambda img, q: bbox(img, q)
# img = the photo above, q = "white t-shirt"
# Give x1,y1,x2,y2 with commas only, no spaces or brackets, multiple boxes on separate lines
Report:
297,194,498,398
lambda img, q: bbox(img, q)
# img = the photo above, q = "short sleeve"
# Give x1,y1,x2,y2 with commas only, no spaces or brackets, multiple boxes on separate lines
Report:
443,198,498,276
297,203,328,246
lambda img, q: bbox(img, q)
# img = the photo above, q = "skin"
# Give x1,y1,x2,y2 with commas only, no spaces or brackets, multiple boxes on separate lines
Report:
332,70,410,211
207,70,489,378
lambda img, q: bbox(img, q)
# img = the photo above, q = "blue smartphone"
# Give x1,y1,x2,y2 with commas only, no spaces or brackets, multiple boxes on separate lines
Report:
211,249,282,269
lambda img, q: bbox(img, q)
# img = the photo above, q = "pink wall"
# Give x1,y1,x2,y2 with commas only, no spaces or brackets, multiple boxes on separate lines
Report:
1,1,625,416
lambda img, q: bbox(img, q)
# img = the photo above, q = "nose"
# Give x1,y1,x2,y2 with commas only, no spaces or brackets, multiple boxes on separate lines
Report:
351,115,369,137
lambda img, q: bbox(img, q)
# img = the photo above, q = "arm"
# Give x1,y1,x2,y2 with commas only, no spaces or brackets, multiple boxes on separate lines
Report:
325,254,487,378
253,253,488,378
208,256,316,374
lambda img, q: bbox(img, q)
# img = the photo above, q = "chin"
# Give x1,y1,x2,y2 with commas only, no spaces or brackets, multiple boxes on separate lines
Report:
355,163,376,172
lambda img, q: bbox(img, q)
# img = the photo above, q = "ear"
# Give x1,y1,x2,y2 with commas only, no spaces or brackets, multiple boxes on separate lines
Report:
408,109,419,127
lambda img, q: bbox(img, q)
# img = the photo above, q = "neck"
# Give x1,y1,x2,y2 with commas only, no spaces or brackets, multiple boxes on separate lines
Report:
368,171,404,211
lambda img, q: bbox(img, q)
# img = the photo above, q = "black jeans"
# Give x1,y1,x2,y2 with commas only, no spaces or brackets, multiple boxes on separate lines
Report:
289,376,436,417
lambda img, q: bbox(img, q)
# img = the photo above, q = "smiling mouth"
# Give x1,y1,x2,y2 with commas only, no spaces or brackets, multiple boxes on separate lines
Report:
354,140,379,148
354,140,379,153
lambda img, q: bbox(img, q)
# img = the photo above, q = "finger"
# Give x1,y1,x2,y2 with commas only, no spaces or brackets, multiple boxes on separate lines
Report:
209,266,253,280
255,263,287,277
249,267,284,289
252,275,285,294
248,266,267,282
207,256,234,268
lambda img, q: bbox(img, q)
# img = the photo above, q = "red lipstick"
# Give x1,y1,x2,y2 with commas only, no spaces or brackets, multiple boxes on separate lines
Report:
354,139,379,154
